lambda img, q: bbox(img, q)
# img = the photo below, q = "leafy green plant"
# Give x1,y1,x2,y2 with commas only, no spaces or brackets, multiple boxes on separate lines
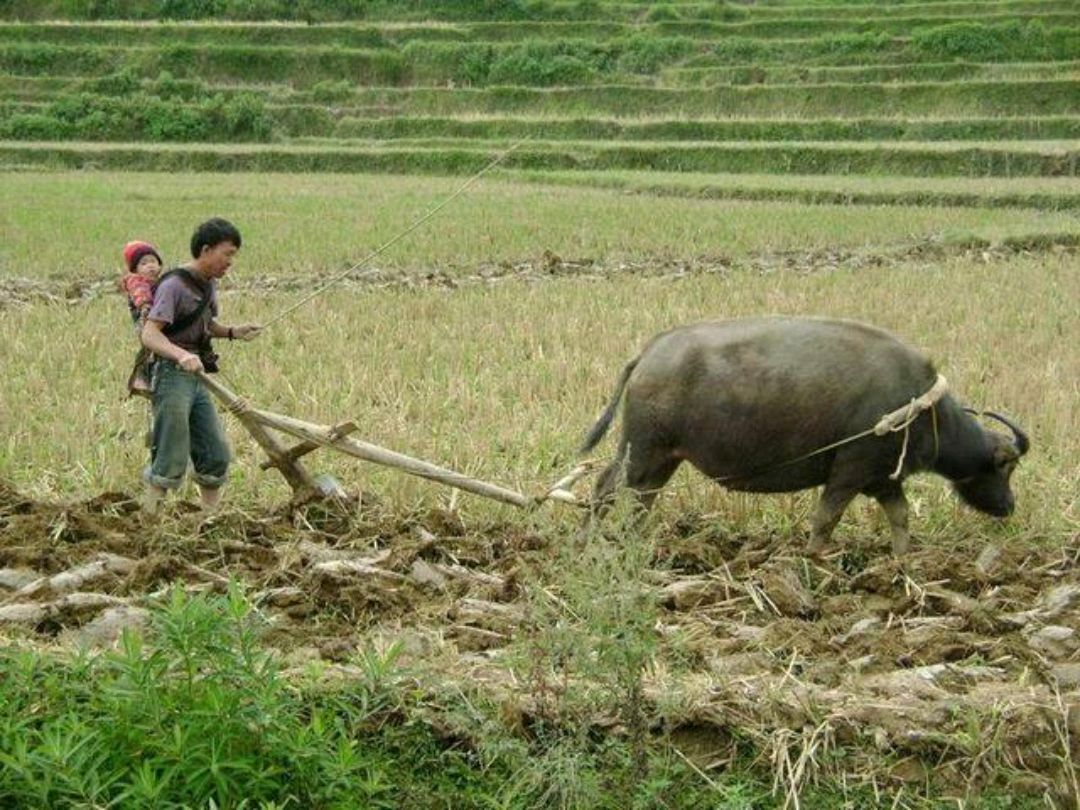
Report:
0,584,464,808
159,0,226,19
912,20,1067,61
644,4,679,23
311,78,354,103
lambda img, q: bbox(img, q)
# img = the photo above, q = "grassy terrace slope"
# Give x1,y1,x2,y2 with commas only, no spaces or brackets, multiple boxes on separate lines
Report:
4,138,1077,178
509,168,1080,209
1,2,1078,219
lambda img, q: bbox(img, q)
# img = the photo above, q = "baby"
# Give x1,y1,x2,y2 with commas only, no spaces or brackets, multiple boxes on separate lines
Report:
120,240,163,397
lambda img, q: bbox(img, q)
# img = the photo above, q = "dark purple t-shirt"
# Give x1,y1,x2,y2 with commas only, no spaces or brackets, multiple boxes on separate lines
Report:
147,269,218,353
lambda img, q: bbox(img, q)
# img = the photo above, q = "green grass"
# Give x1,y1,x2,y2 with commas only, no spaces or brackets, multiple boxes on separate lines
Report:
661,59,1080,86
730,0,1076,19
509,168,1080,210
3,171,1078,281
3,138,1077,176
210,81,1080,119
4,138,1075,177
0,42,410,86
1,0,1075,22
8,82,1080,143
328,114,1080,143
0,23,1076,87
0,13,1075,43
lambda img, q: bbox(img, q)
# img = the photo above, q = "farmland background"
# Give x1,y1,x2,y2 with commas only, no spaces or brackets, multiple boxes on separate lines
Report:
0,0,1078,807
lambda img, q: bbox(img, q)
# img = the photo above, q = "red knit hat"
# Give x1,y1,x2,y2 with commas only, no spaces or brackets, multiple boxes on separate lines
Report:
123,240,162,273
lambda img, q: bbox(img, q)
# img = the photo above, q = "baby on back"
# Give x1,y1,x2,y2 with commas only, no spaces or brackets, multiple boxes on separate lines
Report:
120,240,163,397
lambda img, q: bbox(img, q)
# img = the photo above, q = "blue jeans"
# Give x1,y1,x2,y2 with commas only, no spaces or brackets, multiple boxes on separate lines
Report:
143,360,231,490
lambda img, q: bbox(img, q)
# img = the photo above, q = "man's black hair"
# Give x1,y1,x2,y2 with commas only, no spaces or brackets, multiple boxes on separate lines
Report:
190,217,242,258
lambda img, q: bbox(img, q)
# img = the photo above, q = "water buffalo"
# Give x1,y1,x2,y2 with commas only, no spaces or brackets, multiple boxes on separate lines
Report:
581,317,1029,555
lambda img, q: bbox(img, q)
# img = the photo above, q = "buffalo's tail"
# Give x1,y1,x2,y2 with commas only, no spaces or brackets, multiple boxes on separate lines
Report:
579,358,639,454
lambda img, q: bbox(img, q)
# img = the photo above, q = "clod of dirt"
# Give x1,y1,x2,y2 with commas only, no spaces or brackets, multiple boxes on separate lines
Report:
319,638,357,662
1037,583,1080,618
659,577,728,610
17,553,136,600
451,598,522,636
1050,663,1080,689
830,616,881,648
422,508,466,537
312,559,407,585
84,491,140,516
62,605,150,648
975,544,1004,579
758,562,818,618
0,567,40,591
1026,625,1078,660
705,652,772,679
0,592,128,632
255,587,308,609
411,559,449,591
451,624,509,651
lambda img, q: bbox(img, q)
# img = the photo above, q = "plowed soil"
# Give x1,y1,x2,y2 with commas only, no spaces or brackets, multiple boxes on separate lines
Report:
2,481,1078,800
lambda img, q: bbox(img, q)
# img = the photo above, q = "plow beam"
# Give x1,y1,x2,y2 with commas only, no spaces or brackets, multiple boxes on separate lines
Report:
200,372,585,509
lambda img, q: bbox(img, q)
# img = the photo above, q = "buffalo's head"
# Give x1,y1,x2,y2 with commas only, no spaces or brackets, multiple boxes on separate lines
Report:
953,411,1030,517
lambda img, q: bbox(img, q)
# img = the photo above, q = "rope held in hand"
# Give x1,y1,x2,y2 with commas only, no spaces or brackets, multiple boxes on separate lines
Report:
258,139,527,332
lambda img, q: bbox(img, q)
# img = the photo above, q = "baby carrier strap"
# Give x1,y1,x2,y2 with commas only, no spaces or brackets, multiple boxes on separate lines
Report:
155,268,212,337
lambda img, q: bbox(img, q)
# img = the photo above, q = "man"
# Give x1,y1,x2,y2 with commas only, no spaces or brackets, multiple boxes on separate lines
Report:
140,217,261,513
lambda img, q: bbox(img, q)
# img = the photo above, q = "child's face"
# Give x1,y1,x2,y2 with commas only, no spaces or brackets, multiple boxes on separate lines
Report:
135,254,161,279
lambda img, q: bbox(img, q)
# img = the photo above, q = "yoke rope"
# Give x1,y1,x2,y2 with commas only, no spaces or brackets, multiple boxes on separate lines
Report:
258,139,527,332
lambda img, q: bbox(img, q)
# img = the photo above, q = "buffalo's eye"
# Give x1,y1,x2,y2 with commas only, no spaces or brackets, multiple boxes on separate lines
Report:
995,457,1017,475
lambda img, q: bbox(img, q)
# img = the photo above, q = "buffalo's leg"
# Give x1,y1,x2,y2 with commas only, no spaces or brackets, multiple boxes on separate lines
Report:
874,487,910,556
807,484,858,555
590,440,629,518
624,445,681,512
590,439,680,517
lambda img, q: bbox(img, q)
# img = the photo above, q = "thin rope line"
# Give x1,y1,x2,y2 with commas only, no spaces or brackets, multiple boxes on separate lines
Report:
258,139,527,331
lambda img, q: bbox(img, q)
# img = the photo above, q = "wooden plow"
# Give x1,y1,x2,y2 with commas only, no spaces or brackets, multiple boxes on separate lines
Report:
198,373,591,509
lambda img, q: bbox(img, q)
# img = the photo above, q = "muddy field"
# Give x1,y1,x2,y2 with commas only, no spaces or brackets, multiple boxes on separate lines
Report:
1,479,1077,801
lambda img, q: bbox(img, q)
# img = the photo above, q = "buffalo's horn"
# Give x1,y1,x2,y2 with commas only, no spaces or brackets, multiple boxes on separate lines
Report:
964,408,1030,456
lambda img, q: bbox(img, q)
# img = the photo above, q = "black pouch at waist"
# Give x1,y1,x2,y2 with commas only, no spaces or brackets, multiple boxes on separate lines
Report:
198,341,220,374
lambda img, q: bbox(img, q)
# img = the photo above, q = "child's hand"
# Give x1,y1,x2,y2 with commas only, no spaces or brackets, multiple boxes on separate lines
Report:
233,324,262,341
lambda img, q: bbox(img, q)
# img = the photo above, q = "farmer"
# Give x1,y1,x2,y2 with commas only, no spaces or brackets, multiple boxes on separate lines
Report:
139,217,261,514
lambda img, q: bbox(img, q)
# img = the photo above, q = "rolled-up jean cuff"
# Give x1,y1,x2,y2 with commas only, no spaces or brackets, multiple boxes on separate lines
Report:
193,470,229,489
143,467,185,490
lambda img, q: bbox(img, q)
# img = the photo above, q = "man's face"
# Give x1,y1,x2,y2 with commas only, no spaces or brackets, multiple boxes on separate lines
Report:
200,241,239,279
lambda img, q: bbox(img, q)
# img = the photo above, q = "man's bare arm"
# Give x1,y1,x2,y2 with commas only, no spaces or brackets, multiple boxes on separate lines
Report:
209,320,262,341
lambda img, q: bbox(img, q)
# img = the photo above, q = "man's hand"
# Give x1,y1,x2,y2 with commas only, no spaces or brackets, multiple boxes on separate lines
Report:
178,352,205,373
233,324,262,341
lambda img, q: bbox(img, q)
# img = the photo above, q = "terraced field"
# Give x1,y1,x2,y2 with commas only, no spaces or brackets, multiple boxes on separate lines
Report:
2,1,1079,807
0,0,1078,215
